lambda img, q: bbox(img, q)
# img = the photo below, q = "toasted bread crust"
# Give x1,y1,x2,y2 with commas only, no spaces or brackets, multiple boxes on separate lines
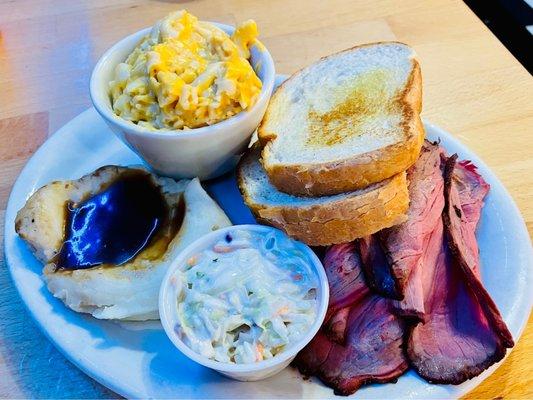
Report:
259,43,424,197
237,157,410,246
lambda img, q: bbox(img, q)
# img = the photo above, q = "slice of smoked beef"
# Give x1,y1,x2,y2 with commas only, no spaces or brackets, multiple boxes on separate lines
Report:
321,242,369,342
362,142,445,320
295,296,408,395
323,242,369,319
407,155,513,384
371,148,490,321
455,160,490,229
449,159,490,278
294,332,333,377
295,148,513,391
294,243,408,395
443,155,513,347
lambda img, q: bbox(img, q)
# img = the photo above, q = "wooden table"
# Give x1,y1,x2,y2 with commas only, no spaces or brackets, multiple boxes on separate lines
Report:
0,0,531,398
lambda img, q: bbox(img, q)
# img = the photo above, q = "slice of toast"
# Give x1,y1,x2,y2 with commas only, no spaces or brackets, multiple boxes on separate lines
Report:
259,42,424,196
237,145,409,246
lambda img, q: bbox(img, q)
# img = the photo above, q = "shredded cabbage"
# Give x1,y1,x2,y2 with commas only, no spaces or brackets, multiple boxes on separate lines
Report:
175,229,318,364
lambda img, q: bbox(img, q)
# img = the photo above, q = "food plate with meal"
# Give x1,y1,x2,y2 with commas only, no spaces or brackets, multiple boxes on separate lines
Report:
4,10,533,399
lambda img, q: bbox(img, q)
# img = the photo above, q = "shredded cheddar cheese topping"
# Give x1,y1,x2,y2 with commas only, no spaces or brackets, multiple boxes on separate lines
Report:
109,10,262,130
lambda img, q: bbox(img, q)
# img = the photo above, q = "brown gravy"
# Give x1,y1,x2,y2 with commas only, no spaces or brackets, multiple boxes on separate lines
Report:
52,170,184,270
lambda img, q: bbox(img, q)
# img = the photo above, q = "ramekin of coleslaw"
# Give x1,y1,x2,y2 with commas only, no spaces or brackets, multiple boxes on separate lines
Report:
159,225,329,381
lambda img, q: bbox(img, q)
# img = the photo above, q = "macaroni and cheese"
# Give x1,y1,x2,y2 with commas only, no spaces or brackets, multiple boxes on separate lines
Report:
109,10,262,130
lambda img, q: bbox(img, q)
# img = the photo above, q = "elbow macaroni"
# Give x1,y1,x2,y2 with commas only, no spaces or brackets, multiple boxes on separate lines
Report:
109,10,262,130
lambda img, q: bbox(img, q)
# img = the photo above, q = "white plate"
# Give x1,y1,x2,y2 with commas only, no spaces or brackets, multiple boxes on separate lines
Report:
5,76,533,399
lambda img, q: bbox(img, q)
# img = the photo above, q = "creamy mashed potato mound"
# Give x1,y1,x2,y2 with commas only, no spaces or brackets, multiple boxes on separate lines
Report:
109,10,262,130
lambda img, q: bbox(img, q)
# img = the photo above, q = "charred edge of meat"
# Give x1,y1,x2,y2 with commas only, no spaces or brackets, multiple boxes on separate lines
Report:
358,237,404,300
293,361,315,379
291,337,334,378
442,154,514,348
292,354,329,381
405,322,507,385
330,366,409,397
411,353,507,385
293,361,410,397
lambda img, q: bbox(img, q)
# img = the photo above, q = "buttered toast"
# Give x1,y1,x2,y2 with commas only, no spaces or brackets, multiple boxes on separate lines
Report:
237,145,409,246
259,42,424,196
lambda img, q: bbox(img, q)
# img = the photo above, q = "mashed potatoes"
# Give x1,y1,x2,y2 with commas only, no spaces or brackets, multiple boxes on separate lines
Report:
109,10,263,130
15,166,232,320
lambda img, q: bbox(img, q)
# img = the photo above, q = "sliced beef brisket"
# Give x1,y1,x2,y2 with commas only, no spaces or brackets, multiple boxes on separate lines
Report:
294,244,408,395
407,155,513,384
322,242,369,319
360,142,445,319
294,145,513,392
379,142,445,299
449,159,490,278
443,156,513,347
455,160,490,229
297,296,407,396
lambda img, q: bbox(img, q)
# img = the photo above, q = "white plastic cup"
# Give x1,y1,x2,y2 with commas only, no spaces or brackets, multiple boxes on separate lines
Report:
159,225,329,381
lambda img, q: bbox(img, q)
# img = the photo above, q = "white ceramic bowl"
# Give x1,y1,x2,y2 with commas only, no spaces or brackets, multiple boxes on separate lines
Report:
159,224,329,381
90,23,275,180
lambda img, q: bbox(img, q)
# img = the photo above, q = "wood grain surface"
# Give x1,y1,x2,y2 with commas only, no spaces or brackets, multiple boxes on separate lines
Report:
0,0,532,398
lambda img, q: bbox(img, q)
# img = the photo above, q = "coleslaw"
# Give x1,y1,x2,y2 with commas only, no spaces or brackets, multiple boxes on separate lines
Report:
174,229,318,364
